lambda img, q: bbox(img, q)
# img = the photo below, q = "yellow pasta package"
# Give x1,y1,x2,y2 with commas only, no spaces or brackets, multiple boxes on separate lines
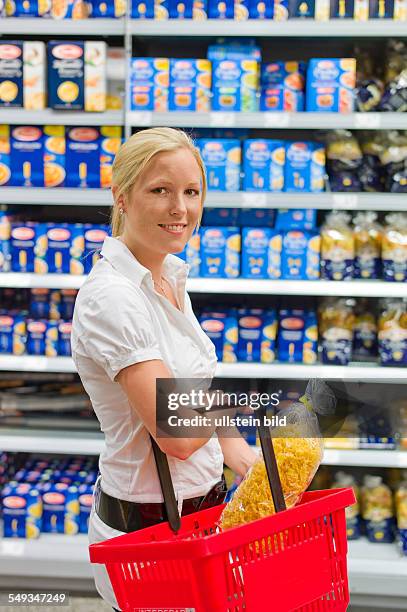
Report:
220,380,335,530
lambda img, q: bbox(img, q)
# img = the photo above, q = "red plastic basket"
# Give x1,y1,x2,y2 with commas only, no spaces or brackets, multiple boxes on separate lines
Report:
89,487,355,612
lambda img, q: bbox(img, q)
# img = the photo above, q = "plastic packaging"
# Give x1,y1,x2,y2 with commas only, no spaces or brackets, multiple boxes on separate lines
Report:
332,471,361,540
361,475,395,543
326,130,363,192
378,298,407,366
353,299,378,361
382,213,407,282
219,380,335,530
395,478,407,555
320,211,355,280
353,212,382,279
319,297,355,365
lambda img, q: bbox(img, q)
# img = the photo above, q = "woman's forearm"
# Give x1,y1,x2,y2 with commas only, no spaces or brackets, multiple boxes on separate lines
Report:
218,433,259,477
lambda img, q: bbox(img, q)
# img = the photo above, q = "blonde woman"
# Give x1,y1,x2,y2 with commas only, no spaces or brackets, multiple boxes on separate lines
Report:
71,127,257,610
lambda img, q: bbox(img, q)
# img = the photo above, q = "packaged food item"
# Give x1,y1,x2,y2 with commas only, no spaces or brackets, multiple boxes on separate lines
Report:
319,297,355,365
207,41,261,62
47,224,72,274
314,0,330,18
396,478,407,555
99,126,122,190
0,313,26,355
369,0,397,17
0,210,11,272
169,59,211,112
207,0,233,17
30,288,50,319
0,125,11,187
130,58,169,112
239,208,275,227
273,0,289,18
197,139,241,191
83,224,109,273
326,130,363,192
68,224,85,275
241,227,282,279
199,309,238,362
353,212,382,280
359,133,385,192
331,472,361,540
306,59,356,113
44,125,66,188
91,0,126,17
331,0,369,18
49,290,62,321
78,484,94,534
382,213,407,282
58,320,72,357
237,308,277,363
65,127,100,188
260,61,305,112
378,298,407,366
131,0,154,17
278,308,318,363
48,41,106,112
211,59,259,112
320,211,355,280
275,209,316,231
11,222,37,272
167,0,208,17
41,482,79,535
284,141,325,193
26,319,48,356
353,299,378,361
250,0,273,17
0,42,44,109
378,131,407,193
51,0,89,18
288,0,315,17
219,380,334,529
2,482,42,539
10,126,45,187
200,226,240,278
242,139,285,192
281,230,320,280
361,476,395,543
45,320,59,358
202,207,239,226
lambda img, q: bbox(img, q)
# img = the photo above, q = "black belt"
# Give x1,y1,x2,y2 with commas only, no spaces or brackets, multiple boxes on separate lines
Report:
95,476,227,533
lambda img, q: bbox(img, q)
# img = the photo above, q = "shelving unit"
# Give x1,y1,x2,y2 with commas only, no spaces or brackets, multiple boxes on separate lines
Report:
0,18,124,35
1,188,406,211
0,109,124,126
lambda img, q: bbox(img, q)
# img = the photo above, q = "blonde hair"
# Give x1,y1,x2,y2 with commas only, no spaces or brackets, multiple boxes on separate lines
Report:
111,127,207,237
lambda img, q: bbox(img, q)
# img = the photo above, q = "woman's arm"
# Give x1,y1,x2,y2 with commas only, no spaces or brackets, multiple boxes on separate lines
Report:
218,434,259,477
116,359,221,461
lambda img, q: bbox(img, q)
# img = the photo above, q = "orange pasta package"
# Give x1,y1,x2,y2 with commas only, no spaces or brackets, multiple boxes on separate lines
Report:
219,380,335,530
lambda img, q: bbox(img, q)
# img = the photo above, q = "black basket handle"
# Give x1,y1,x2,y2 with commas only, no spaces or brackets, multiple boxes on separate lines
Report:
257,406,286,513
150,436,181,533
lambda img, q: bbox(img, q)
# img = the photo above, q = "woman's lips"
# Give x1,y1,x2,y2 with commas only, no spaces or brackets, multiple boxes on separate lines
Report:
158,224,187,235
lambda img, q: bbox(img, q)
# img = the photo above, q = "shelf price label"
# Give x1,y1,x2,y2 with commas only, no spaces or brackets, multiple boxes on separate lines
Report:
332,194,359,209
210,112,236,127
264,113,290,128
127,111,152,126
354,113,381,129
242,193,268,207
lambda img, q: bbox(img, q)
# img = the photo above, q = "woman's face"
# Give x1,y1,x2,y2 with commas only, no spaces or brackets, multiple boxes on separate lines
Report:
122,148,203,255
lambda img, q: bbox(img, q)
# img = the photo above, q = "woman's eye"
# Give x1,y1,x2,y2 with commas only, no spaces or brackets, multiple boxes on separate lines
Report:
185,189,200,196
151,187,167,194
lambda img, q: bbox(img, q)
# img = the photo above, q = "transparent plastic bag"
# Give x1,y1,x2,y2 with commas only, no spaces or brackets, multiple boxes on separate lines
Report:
219,380,336,530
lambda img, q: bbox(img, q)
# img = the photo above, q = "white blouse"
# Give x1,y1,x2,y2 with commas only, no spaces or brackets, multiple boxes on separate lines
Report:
71,235,224,504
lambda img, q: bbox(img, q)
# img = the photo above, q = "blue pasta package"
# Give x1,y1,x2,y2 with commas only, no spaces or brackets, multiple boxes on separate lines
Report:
278,308,318,363
45,223,72,274
130,58,169,112
2,482,42,539
199,309,238,362
197,139,241,191
11,222,37,272
131,0,155,17
288,0,315,16
239,208,275,227
169,59,211,112
10,126,44,187
241,227,282,279
211,59,259,112
243,139,285,192
65,127,100,188
78,484,94,534
249,0,273,17
208,0,234,17
202,208,240,226
281,230,321,280
260,61,305,112
0,42,24,107
306,58,356,113
237,308,277,363
275,209,317,231
200,226,240,278
284,141,326,193
83,223,109,274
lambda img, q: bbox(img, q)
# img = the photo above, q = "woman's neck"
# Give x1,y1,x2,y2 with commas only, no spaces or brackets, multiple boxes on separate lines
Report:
119,234,166,283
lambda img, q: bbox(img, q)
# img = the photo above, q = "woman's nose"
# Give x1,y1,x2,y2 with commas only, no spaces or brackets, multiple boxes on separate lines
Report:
169,193,188,216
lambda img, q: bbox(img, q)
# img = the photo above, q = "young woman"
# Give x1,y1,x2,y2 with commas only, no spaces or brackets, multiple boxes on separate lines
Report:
71,127,257,610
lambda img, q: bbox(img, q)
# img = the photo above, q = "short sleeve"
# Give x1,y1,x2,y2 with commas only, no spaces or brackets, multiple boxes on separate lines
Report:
73,281,163,382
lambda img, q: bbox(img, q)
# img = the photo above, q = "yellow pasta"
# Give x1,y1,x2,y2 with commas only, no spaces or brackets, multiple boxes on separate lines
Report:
220,435,323,530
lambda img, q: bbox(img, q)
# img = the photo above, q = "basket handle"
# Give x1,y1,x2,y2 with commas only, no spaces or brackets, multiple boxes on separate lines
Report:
151,436,181,533
257,406,286,513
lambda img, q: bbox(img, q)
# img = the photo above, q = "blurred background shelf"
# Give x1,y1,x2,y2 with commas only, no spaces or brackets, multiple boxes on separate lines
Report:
0,109,124,126
0,18,124,35
0,187,113,206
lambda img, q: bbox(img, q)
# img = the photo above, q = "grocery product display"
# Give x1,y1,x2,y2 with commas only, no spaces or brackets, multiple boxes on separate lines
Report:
0,8,406,611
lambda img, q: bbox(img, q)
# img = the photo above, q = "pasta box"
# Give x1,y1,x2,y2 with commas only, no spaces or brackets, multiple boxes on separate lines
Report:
242,139,285,191
200,226,240,278
241,227,282,279
306,58,356,113
260,61,305,112
281,230,321,280
211,59,259,112
284,141,325,193
197,139,241,191
130,57,169,112
169,59,211,112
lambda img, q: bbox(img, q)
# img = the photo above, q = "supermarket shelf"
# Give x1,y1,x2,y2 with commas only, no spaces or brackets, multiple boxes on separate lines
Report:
2,189,407,211
206,192,407,211
0,273,84,289
187,278,407,298
0,429,103,455
0,18,123,35
129,19,407,38
323,449,407,468
0,355,76,372
1,274,406,297
126,111,407,130
0,187,112,206
0,109,124,126
1,355,406,382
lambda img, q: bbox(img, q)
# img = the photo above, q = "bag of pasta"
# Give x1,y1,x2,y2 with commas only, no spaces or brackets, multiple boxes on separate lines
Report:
219,380,336,530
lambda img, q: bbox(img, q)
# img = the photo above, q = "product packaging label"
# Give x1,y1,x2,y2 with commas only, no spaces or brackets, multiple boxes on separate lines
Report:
278,309,318,363
275,209,317,231
26,319,48,355
306,58,356,113
243,139,285,192
130,58,169,112
281,230,320,280
250,0,273,17
169,59,211,112
211,59,259,112
30,288,50,319
45,320,59,357
66,127,100,188
260,61,305,111
131,0,155,17
237,308,277,363
48,41,85,110
0,42,23,107
0,211,11,271
46,223,72,274
321,328,353,365
2,483,42,539
78,484,94,533
168,0,208,17
241,227,282,279
42,483,79,534
200,310,238,362
369,0,394,16
0,314,25,355
51,0,89,18
284,141,325,193
208,0,234,17
11,222,37,272
198,139,241,191
92,0,126,17
200,226,240,278
58,320,72,356
44,125,66,188
84,41,106,112
10,126,44,187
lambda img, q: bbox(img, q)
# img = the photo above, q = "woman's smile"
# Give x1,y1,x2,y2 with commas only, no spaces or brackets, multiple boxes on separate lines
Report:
158,223,188,234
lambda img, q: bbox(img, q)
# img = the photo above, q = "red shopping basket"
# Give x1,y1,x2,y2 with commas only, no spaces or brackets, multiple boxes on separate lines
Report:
89,486,355,612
